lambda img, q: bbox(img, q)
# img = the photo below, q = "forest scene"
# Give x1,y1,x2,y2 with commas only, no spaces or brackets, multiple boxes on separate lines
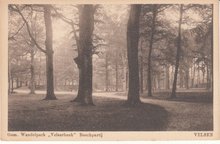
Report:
8,4,213,131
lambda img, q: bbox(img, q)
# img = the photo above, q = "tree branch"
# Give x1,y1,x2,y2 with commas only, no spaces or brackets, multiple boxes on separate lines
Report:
8,21,25,41
51,6,80,52
11,5,47,54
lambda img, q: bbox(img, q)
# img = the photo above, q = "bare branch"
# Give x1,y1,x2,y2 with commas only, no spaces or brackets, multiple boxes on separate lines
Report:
51,6,80,52
8,21,25,40
11,5,47,54
157,5,172,13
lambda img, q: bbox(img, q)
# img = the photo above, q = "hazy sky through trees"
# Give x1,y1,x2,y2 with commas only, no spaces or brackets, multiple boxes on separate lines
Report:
52,4,204,53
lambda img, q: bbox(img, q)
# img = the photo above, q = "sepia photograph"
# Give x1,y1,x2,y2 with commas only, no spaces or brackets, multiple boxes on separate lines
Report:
0,0,219,141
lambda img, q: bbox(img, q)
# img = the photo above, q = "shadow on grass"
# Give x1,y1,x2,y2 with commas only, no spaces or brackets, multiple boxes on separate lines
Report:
8,96,168,131
141,91,213,103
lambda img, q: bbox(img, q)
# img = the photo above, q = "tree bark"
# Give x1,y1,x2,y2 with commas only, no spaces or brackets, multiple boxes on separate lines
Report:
192,63,196,87
43,6,56,100
29,46,35,94
126,5,141,106
72,5,95,105
179,70,183,88
171,4,183,98
105,53,109,91
147,5,157,97
210,4,213,90
16,77,19,88
165,65,170,90
185,68,189,89
139,39,144,93
115,52,119,91
11,76,14,93
157,74,161,90
206,64,210,89
8,66,11,94
197,64,200,86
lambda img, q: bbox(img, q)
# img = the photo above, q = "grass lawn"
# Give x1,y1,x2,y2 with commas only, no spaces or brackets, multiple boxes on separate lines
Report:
8,92,213,131
8,94,168,131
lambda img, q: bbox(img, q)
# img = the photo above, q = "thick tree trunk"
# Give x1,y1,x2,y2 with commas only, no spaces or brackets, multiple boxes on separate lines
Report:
72,67,84,102
29,47,35,94
73,5,95,105
43,6,56,100
147,5,157,97
126,5,141,106
171,4,183,98
126,68,128,90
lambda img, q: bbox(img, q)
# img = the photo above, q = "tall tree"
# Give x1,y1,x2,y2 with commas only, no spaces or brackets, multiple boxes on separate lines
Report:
29,41,36,94
52,5,103,102
141,4,170,96
139,38,144,93
170,4,183,98
43,5,56,100
126,5,141,106
10,5,57,100
147,5,157,97
74,5,95,105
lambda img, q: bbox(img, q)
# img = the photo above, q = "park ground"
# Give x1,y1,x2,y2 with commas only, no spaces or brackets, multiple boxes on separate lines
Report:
8,89,213,131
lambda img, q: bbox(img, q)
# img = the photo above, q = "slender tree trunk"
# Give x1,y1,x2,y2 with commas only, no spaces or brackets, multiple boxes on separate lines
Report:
11,76,14,93
126,5,141,106
115,52,119,91
29,47,35,94
197,64,200,86
210,5,213,90
206,64,210,89
8,66,11,94
192,63,196,87
157,74,161,90
43,6,56,100
179,70,183,88
202,69,205,85
139,39,144,93
147,5,157,97
171,4,183,98
105,53,109,92
165,65,170,90
16,77,19,88
122,62,126,91
185,68,189,89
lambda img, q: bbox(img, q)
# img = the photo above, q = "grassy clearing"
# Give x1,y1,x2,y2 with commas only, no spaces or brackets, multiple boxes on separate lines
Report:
141,98,213,131
8,94,168,131
113,91,213,131
8,92,213,131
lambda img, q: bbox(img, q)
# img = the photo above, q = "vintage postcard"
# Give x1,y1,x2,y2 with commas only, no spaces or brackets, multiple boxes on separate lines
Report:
0,0,219,141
